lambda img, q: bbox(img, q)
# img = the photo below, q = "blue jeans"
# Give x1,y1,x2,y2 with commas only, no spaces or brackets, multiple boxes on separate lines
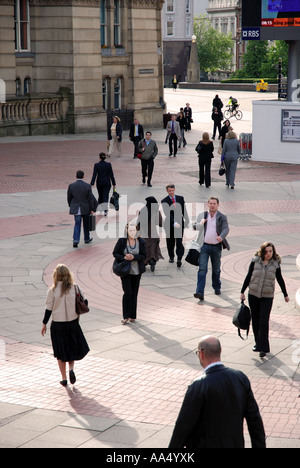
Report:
73,215,90,243
196,243,222,295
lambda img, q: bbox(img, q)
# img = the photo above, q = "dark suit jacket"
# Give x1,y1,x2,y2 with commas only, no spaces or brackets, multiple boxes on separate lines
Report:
67,179,97,216
169,364,266,449
113,237,147,275
129,123,144,142
90,160,116,188
161,195,189,237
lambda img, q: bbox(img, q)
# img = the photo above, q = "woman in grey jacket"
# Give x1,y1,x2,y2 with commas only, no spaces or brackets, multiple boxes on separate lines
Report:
222,131,241,189
240,242,289,357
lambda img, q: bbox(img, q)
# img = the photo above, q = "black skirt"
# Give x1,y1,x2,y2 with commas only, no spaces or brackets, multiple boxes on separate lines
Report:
50,319,89,362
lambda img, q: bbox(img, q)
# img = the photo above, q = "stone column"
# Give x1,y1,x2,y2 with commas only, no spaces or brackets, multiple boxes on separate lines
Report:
0,0,16,97
187,35,200,83
126,0,164,128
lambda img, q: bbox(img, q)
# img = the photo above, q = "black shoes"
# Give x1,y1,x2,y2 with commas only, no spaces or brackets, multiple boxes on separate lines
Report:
85,238,93,244
194,293,204,301
69,370,76,385
73,242,78,248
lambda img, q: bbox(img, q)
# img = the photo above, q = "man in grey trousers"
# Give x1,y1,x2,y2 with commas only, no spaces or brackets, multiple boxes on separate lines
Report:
138,131,158,187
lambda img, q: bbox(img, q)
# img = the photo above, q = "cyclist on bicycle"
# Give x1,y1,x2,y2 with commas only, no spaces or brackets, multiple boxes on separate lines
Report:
228,96,238,113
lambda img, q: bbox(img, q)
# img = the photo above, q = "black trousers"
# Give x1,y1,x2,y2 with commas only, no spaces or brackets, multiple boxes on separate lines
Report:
97,184,110,211
166,236,184,261
169,133,178,155
248,294,274,353
199,160,212,187
141,158,154,184
121,274,141,320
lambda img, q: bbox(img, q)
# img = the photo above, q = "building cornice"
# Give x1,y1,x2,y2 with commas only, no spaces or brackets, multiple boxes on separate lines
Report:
126,0,164,9
29,0,100,6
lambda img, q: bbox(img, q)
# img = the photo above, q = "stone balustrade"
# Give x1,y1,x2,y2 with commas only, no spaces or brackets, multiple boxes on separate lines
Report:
0,92,71,137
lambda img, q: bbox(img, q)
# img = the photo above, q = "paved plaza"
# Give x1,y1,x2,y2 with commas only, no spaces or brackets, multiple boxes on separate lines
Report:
0,89,299,448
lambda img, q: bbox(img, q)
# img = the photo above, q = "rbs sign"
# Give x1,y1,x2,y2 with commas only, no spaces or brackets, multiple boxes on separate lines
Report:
242,28,261,40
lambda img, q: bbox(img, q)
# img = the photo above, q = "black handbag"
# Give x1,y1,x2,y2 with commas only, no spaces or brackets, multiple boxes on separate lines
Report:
232,300,251,340
113,259,131,278
185,248,200,266
219,162,226,176
74,285,89,315
88,214,96,231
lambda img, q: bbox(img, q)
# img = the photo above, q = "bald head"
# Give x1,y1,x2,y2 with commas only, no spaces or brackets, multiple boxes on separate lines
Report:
197,336,222,368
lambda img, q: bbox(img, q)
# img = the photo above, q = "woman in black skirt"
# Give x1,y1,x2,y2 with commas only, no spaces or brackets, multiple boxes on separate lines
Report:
41,264,89,386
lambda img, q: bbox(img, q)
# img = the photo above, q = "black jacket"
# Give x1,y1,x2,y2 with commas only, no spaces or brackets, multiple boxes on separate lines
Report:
113,237,147,275
169,364,266,449
107,121,123,142
67,180,97,215
90,160,116,188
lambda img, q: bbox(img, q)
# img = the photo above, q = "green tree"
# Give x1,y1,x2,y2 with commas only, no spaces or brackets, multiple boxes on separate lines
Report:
236,41,269,78
194,16,234,73
234,40,288,79
261,41,288,78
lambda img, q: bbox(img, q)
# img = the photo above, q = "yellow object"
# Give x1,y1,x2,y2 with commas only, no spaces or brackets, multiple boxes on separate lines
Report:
255,79,269,92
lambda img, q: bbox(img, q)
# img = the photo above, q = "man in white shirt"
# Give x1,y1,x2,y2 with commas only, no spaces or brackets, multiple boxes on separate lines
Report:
193,197,230,301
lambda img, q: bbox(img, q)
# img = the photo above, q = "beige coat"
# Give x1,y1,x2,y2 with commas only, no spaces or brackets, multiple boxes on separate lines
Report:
45,282,84,322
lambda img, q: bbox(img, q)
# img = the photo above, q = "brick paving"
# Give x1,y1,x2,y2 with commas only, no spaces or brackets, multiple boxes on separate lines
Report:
0,89,299,448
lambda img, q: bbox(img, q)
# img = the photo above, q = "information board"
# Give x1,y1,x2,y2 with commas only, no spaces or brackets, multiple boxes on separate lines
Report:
281,109,300,142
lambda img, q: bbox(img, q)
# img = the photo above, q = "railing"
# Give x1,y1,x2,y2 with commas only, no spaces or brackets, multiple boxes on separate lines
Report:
0,93,70,135
0,95,66,123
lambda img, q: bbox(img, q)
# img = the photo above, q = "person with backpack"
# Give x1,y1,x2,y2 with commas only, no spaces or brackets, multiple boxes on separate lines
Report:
240,242,290,358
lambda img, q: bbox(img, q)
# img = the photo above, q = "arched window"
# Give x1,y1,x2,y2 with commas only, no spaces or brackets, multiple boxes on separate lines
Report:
114,77,122,110
24,76,31,94
15,77,21,96
14,0,30,51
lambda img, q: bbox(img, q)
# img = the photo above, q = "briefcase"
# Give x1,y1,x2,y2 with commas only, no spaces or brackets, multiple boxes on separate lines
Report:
89,214,96,231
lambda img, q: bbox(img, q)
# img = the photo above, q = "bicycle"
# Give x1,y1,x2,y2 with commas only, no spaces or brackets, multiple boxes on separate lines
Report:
224,105,243,121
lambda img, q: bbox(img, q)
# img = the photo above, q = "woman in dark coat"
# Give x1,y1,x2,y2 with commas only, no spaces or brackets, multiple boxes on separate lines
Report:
137,197,164,272
196,132,214,188
113,223,146,324
90,152,116,215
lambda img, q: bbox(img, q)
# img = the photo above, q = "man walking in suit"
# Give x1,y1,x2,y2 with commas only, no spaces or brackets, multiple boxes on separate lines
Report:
169,336,266,448
161,184,189,267
129,118,144,159
166,115,181,157
137,131,158,187
90,153,116,215
193,197,229,301
67,170,97,248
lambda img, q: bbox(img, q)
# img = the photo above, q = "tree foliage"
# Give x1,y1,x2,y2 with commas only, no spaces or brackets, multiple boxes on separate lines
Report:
234,40,288,79
194,16,234,73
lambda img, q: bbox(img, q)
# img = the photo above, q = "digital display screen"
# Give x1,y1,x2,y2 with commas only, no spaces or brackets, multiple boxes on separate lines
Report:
242,0,300,39
268,0,300,13
262,0,300,26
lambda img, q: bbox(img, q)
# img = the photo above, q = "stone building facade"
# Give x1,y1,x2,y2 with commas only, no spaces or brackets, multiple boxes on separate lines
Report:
0,0,165,136
207,0,244,76
161,0,194,86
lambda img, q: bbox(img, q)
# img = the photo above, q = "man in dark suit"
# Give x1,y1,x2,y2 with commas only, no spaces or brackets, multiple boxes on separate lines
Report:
67,170,97,248
193,197,230,301
161,184,189,267
169,336,266,449
90,153,116,215
129,118,144,159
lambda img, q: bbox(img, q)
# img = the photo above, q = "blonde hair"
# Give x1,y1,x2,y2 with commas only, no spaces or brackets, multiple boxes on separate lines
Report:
52,264,74,296
226,131,237,140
